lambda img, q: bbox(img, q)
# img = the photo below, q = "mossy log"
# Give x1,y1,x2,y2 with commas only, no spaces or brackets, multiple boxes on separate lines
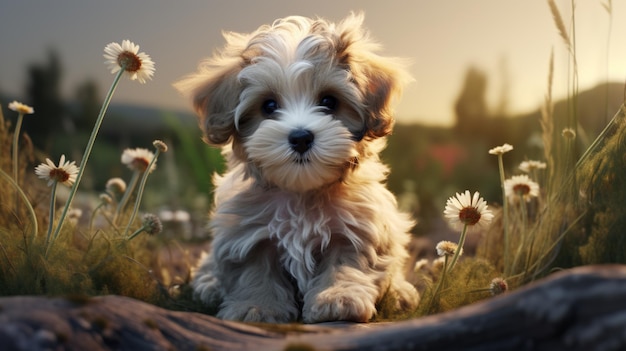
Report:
1,265,625,351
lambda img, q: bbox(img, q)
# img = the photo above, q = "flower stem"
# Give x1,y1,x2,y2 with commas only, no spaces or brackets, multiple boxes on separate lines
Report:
427,255,449,314
114,170,140,224
126,226,147,242
122,149,161,238
497,154,510,276
88,201,106,234
511,195,528,274
45,181,58,248
11,112,25,209
448,224,468,271
48,67,126,253
11,113,24,183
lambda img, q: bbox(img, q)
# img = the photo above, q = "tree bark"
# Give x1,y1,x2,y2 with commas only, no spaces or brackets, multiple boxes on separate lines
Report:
1,265,625,351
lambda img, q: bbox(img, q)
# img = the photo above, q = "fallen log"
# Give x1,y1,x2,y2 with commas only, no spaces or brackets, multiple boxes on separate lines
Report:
1,264,625,351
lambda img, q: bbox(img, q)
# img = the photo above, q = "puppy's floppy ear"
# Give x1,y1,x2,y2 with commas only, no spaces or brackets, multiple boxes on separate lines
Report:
174,32,248,146
335,13,413,139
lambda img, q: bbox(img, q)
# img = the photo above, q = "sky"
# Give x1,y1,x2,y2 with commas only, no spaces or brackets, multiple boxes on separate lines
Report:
0,0,624,126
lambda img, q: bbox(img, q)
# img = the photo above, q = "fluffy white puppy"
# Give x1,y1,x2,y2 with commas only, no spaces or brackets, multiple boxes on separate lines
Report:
176,12,419,323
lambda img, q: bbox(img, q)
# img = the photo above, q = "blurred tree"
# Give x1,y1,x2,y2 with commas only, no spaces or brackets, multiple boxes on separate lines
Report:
493,56,511,118
454,66,488,139
23,50,65,150
72,79,101,132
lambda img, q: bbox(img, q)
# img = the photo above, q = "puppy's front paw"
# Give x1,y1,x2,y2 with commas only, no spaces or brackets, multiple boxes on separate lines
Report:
392,280,420,311
303,287,377,323
192,274,223,308
218,301,296,323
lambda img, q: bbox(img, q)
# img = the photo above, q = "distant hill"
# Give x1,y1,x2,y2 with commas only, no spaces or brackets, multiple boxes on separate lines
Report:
389,81,625,161
512,82,625,142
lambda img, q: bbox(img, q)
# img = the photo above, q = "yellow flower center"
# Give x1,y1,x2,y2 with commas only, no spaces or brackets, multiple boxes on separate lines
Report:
117,51,142,72
459,207,481,226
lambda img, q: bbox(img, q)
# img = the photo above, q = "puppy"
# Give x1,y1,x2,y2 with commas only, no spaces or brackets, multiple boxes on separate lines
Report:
176,13,419,323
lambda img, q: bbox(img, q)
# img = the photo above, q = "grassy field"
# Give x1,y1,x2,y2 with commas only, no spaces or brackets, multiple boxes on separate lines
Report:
0,0,625,321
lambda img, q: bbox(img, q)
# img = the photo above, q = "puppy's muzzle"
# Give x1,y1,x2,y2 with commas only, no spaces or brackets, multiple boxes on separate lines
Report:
288,129,314,154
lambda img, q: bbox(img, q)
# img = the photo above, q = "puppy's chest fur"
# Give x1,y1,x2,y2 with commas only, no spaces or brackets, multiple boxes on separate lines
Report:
268,192,349,274
221,183,374,277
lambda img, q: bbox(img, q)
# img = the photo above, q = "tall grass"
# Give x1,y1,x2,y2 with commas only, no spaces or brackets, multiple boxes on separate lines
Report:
0,107,171,305
413,0,626,316
0,40,202,310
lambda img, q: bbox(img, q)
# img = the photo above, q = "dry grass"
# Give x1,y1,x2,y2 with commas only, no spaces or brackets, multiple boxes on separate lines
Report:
0,108,199,311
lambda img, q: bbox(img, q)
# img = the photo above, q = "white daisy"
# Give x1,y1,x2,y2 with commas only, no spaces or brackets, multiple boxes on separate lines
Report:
519,160,547,173
121,148,156,173
504,175,540,202
435,240,462,257
34,154,79,187
488,143,513,155
8,101,34,115
104,40,155,84
444,190,494,230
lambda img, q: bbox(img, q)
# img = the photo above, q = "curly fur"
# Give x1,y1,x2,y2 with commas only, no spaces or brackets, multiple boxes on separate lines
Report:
176,12,419,323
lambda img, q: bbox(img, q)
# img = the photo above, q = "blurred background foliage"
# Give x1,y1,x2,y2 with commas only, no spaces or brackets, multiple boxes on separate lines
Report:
2,48,623,239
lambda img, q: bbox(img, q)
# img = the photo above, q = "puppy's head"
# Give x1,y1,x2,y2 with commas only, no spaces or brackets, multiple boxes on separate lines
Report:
176,13,411,192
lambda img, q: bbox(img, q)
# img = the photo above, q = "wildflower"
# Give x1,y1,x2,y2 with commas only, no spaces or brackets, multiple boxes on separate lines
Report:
48,40,154,255
121,141,166,237
489,277,508,296
36,155,79,248
89,194,114,233
8,101,34,115
489,144,513,274
35,155,79,187
443,191,493,274
562,127,576,140
125,213,162,242
488,143,513,155
121,148,156,173
504,175,540,202
519,160,547,173
444,190,494,231
152,139,168,153
142,213,163,235
9,101,34,184
99,193,113,205
67,208,83,222
105,177,127,196
436,241,462,257
103,40,155,83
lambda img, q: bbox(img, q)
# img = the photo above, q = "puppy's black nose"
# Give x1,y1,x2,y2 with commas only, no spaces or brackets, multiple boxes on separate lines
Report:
288,129,314,154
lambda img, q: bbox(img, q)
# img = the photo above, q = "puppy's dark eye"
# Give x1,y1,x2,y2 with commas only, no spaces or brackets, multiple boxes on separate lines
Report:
319,95,338,112
261,99,279,115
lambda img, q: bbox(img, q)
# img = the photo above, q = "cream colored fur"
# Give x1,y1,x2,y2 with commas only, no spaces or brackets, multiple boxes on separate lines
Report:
176,13,419,323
